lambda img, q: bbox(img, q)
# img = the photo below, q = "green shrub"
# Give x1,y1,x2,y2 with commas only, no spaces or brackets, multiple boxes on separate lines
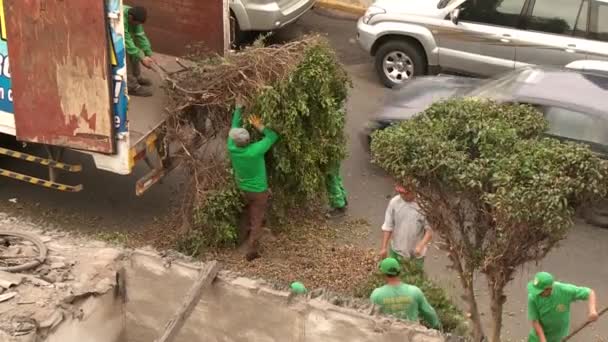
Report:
177,185,243,256
253,40,350,223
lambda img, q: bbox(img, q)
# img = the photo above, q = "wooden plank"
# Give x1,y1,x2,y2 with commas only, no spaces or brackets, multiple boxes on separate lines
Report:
154,260,220,342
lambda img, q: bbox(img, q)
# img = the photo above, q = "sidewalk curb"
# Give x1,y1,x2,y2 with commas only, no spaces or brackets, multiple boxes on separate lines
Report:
315,0,367,17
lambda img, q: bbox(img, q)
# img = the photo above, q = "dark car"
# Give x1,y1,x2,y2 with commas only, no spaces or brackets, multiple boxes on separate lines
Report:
362,66,608,227
363,66,608,154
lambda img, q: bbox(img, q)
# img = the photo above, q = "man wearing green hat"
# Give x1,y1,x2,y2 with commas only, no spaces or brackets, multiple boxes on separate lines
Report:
370,258,441,329
527,272,598,342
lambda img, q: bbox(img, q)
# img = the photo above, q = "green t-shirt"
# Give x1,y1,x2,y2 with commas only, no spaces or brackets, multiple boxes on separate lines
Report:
370,283,441,329
227,107,278,193
123,6,153,61
528,282,591,342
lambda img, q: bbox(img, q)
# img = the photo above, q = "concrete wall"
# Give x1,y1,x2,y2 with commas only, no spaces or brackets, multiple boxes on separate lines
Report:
125,252,445,342
125,0,226,56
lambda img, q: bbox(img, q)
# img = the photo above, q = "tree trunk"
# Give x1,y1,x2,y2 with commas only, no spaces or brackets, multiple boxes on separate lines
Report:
464,279,485,341
451,255,485,341
489,285,506,342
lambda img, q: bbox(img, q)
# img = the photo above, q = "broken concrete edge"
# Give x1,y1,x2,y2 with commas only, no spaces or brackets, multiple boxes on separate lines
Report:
315,0,367,17
128,250,444,340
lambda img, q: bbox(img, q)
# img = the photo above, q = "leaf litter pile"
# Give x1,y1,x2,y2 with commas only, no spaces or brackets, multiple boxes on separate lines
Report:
211,219,379,295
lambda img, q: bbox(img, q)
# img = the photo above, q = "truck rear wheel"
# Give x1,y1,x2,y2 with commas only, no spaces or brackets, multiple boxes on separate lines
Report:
375,40,426,88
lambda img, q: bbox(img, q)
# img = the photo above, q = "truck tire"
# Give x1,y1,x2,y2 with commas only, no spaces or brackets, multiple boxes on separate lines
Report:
375,40,426,88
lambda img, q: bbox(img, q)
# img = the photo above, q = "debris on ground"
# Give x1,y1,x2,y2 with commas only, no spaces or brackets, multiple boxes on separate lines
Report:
0,216,123,339
213,219,379,295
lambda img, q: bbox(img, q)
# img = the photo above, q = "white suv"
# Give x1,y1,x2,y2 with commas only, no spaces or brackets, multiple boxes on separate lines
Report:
358,0,608,87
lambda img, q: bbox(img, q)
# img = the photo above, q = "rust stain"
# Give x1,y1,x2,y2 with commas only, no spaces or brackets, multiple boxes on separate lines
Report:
5,0,114,153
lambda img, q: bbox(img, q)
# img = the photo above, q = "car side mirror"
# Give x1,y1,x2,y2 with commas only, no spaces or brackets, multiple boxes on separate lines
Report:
450,8,460,25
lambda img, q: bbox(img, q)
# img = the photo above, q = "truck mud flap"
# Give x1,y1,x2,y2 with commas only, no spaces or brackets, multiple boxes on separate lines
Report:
131,132,180,196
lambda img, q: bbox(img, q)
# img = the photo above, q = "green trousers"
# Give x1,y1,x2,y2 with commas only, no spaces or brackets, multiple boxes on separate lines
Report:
390,248,425,270
326,166,347,209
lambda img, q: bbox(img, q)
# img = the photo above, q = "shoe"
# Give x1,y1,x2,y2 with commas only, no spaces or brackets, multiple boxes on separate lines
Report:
137,77,153,86
326,206,347,218
129,85,153,97
245,250,261,262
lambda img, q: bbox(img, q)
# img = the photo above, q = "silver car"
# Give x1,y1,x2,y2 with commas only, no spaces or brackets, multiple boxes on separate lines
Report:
230,0,316,44
358,0,608,87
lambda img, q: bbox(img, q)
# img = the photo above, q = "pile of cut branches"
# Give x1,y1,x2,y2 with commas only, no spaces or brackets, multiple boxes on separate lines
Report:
161,35,350,255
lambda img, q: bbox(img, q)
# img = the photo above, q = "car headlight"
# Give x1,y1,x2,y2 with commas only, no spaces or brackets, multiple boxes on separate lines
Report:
362,6,386,24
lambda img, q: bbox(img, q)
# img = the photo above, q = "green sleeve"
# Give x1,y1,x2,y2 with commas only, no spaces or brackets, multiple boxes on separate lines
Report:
416,290,441,329
133,24,153,56
527,295,539,321
227,107,243,148
231,106,243,128
370,289,381,306
124,29,144,61
248,127,279,155
562,283,591,301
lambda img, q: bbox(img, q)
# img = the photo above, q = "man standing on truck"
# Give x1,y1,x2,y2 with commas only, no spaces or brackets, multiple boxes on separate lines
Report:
124,5,155,97
228,100,279,262
371,257,441,329
527,272,598,342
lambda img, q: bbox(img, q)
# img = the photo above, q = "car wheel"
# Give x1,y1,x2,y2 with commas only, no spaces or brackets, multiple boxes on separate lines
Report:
583,200,608,229
375,40,426,88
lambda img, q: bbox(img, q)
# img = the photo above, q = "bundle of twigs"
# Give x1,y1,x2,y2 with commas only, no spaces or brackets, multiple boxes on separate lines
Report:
164,35,321,126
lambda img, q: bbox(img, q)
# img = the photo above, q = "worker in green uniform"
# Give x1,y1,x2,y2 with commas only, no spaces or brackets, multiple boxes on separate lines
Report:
325,164,348,217
527,272,598,342
228,100,279,261
370,258,441,329
124,5,155,97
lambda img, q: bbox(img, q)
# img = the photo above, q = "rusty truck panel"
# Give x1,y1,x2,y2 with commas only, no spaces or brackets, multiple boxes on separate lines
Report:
5,0,115,154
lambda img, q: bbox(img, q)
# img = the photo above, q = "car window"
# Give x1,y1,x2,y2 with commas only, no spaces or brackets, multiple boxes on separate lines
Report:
459,0,526,28
589,0,608,41
545,107,608,147
526,0,588,35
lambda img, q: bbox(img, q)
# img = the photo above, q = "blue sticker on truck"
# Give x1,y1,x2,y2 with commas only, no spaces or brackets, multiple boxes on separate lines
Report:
0,0,14,115
107,0,128,134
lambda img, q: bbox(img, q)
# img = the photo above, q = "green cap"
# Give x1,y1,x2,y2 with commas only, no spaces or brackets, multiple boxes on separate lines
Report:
290,281,307,294
527,272,554,296
379,257,401,276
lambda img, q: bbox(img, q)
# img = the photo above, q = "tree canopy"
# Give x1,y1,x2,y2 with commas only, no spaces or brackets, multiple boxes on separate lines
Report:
371,98,608,341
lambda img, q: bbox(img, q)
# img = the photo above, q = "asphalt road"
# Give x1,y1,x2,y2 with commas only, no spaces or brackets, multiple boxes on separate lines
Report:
0,9,606,341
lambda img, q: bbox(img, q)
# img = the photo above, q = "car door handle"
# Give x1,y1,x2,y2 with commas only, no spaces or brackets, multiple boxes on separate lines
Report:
566,44,577,53
499,33,511,43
